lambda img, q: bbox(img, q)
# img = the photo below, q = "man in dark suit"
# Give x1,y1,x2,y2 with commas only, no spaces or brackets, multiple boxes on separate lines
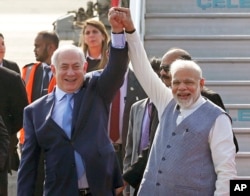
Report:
108,68,147,172
0,67,28,196
0,116,10,196
0,33,20,74
0,32,24,196
17,15,129,195
123,57,161,196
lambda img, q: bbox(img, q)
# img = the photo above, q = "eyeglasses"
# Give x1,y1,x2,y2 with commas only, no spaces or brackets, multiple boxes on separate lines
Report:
160,65,170,72
160,55,192,72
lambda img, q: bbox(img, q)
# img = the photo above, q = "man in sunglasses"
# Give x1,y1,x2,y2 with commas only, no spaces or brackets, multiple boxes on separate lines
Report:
160,48,191,87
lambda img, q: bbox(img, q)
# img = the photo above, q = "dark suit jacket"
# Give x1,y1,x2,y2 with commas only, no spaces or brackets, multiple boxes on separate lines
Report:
1,59,23,173
0,67,28,172
2,59,20,74
201,87,226,110
0,115,9,196
201,87,239,152
0,116,9,171
18,45,128,196
0,67,25,132
123,99,158,194
121,69,147,157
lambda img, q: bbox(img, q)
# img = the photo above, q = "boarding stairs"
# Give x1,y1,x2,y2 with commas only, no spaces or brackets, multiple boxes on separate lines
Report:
130,0,250,179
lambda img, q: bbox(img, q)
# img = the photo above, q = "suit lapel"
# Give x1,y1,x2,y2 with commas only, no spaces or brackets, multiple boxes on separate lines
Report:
125,70,140,107
45,93,70,139
71,78,94,140
135,99,148,152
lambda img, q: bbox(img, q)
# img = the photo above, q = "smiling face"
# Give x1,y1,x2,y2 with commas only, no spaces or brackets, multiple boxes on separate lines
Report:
51,48,87,93
171,60,204,109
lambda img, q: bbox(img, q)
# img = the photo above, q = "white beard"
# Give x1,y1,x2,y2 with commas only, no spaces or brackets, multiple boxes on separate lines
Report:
176,97,194,109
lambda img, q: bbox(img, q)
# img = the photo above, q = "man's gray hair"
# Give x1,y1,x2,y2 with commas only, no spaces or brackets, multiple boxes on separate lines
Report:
51,45,86,67
170,59,203,79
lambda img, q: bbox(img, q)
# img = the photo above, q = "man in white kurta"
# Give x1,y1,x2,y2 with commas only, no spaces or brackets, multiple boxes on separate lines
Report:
108,7,237,196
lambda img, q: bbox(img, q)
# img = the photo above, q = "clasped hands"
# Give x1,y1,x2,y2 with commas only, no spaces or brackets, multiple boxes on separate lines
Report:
108,7,135,33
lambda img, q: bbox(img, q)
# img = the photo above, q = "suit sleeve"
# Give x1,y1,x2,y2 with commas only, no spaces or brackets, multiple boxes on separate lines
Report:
123,104,135,173
0,116,9,171
98,44,129,103
9,73,28,134
17,107,41,196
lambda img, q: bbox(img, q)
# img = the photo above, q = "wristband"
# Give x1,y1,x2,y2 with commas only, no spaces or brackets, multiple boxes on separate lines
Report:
125,29,136,34
112,31,124,34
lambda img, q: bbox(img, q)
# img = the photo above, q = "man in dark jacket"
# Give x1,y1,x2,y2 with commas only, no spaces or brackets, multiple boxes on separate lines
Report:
0,116,9,196
0,67,28,196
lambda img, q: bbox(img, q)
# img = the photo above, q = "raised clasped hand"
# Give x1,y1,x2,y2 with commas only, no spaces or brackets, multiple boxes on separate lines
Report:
108,7,125,33
109,7,135,33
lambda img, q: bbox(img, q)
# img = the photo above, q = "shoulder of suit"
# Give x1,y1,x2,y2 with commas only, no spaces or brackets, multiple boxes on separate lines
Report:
26,94,48,110
85,69,103,79
202,86,217,95
131,98,148,107
3,59,18,65
0,66,19,78
23,62,41,68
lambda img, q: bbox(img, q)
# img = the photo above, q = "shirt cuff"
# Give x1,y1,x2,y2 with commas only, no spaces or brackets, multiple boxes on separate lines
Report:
111,33,126,49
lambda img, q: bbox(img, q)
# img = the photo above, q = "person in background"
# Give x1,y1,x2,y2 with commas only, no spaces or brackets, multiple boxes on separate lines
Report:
0,33,20,73
160,47,226,110
110,7,237,195
0,116,10,196
0,32,23,196
160,47,238,152
20,30,59,196
79,18,109,72
108,64,147,174
123,57,161,196
21,31,59,103
17,12,129,195
0,67,28,196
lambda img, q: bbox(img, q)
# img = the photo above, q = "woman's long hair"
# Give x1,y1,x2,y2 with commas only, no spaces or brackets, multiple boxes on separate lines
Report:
79,19,110,70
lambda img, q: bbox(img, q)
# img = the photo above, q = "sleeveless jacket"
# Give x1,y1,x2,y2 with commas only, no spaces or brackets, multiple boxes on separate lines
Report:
139,99,226,196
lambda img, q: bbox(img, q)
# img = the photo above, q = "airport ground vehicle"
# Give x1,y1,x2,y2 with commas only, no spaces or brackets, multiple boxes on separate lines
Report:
53,0,129,45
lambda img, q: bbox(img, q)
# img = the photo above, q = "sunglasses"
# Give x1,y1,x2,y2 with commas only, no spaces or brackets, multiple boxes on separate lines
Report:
160,65,170,72
160,55,192,72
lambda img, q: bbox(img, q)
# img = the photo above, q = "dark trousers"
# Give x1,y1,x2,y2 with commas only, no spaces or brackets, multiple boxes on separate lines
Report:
114,147,123,196
115,148,123,171
0,170,7,196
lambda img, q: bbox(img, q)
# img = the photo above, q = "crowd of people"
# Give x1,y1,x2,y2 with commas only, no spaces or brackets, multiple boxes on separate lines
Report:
0,6,238,196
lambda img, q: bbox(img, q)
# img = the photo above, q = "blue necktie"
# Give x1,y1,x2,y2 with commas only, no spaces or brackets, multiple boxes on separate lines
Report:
41,65,51,96
62,94,84,179
62,94,73,138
